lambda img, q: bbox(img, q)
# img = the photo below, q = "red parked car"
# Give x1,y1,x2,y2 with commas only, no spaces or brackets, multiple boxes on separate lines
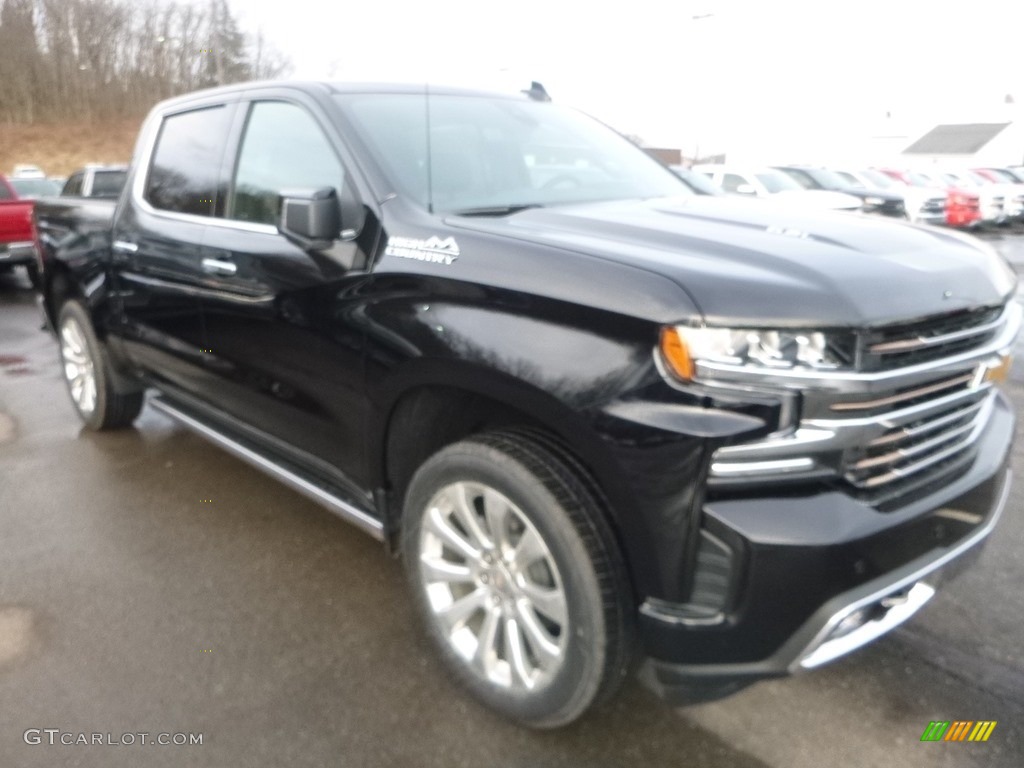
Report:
0,174,43,286
876,168,981,228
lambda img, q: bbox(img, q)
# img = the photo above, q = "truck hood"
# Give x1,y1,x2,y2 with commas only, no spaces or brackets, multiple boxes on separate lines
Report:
447,196,1017,327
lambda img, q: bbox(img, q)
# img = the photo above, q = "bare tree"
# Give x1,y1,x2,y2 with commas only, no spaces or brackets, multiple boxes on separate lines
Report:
0,0,292,123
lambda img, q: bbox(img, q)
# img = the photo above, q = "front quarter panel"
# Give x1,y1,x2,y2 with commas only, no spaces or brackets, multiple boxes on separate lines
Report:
360,216,741,600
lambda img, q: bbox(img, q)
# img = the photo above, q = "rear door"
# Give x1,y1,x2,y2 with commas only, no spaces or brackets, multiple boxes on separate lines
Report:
113,101,236,395
196,94,375,484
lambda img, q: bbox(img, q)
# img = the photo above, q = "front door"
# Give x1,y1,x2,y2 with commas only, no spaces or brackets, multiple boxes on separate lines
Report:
197,98,372,487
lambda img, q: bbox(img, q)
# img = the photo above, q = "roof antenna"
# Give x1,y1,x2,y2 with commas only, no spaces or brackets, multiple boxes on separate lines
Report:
522,81,551,102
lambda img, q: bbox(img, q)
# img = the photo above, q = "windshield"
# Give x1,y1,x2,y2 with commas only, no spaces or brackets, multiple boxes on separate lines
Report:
755,171,801,193
335,93,688,213
807,168,851,190
984,168,1017,183
9,178,61,198
669,166,722,195
834,170,867,189
905,171,937,188
861,169,896,189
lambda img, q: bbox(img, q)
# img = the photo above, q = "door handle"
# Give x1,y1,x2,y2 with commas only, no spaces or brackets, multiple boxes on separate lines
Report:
201,257,237,276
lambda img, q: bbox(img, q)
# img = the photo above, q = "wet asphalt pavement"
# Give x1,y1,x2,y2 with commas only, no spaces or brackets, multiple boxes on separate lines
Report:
2,233,1024,767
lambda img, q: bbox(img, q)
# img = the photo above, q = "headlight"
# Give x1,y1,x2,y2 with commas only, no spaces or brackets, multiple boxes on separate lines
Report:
660,325,850,381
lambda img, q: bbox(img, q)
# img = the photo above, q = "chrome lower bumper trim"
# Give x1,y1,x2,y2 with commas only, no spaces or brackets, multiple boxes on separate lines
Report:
791,468,1011,671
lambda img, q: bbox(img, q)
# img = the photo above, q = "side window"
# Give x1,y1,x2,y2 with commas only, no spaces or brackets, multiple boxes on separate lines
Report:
92,171,127,198
786,169,815,189
62,173,84,196
0,181,10,200
145,105,231,217
721,173,747,193
230,101,344,226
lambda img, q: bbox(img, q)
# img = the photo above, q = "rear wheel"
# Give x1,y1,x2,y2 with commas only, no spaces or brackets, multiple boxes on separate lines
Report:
25,263,40,289
57,300,143,430
401,430,634,727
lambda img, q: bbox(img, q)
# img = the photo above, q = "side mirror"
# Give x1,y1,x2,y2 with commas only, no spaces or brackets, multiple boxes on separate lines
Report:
279,187,341,251
735,183,757,196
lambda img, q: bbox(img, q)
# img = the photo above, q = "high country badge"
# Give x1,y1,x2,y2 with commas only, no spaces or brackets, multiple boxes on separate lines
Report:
385,236,460,265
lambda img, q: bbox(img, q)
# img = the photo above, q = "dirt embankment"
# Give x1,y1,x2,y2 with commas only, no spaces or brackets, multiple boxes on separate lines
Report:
0,118,145,178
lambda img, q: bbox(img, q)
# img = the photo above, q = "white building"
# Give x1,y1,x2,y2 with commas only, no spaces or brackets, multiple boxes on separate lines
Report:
901,122,1024,168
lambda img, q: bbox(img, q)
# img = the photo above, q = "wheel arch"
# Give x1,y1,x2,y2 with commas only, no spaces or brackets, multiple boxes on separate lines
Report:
372,363,640,591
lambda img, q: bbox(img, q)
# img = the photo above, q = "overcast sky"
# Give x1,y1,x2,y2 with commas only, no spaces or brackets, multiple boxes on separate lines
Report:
230,0,1024,159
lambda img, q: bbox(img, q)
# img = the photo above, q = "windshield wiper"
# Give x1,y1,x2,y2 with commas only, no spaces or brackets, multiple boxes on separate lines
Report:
448,204,543,217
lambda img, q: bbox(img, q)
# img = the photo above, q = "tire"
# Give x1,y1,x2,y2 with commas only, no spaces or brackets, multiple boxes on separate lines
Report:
401,430,634,727
57,300,143,430
25,262,41,289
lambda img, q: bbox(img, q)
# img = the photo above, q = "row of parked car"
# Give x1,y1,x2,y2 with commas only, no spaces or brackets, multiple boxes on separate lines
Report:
670,162,1024,230
0,163,126,286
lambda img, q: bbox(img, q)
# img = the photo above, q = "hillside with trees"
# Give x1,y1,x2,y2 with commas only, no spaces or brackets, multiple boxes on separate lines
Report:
0,0,290,172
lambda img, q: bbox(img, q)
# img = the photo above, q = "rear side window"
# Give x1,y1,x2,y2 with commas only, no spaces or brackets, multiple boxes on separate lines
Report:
721,173,747,193
229,101,344,225
62,173,84,196
146,106,231,217
92,170,127,198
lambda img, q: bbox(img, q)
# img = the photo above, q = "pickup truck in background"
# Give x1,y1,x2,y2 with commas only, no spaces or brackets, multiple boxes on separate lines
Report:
0,173,41,286
33,81,1019,727
60,164,128,199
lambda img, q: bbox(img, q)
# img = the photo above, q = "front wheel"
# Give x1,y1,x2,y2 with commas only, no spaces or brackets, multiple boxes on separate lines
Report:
57,300,143,430
401,430,634,727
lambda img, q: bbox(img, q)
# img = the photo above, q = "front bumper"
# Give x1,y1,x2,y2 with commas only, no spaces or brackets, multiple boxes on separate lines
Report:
637,391,1013,704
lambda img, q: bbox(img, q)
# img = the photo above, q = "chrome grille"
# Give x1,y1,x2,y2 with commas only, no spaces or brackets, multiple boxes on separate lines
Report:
705,301,1019,510
842,388,992,501
860,305,1005,371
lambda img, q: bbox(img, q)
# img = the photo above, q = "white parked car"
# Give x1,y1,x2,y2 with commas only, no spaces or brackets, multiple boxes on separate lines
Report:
831,168,946,225
967,168,1024,222
11,164,46,179
917,169,1007,225
693,165,862,212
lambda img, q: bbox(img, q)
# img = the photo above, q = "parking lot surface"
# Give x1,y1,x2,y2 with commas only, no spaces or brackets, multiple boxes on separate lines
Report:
2,233,1023,767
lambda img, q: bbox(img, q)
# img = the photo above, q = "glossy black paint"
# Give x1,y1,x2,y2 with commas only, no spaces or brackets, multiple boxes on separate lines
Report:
642,393,1014,666
32,81,1018,678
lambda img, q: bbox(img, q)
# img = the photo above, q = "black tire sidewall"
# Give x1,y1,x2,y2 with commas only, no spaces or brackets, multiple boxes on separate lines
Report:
402,440,609,727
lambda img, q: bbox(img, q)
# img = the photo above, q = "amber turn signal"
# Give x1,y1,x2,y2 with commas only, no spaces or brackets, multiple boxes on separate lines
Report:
660,327,694,381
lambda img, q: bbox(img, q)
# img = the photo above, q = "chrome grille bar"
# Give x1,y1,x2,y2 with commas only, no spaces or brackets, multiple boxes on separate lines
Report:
866,399,986,448
830,372,973,412
869,313,1006,354
844,395,993,489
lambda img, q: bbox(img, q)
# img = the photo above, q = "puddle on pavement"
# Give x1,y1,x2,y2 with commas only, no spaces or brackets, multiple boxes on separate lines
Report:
0,607,35,667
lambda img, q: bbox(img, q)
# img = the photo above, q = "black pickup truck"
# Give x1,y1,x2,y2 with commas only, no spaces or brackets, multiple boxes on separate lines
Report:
33,81,1019,727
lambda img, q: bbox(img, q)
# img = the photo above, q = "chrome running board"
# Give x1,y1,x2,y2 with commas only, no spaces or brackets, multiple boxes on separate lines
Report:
149,396,385,540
